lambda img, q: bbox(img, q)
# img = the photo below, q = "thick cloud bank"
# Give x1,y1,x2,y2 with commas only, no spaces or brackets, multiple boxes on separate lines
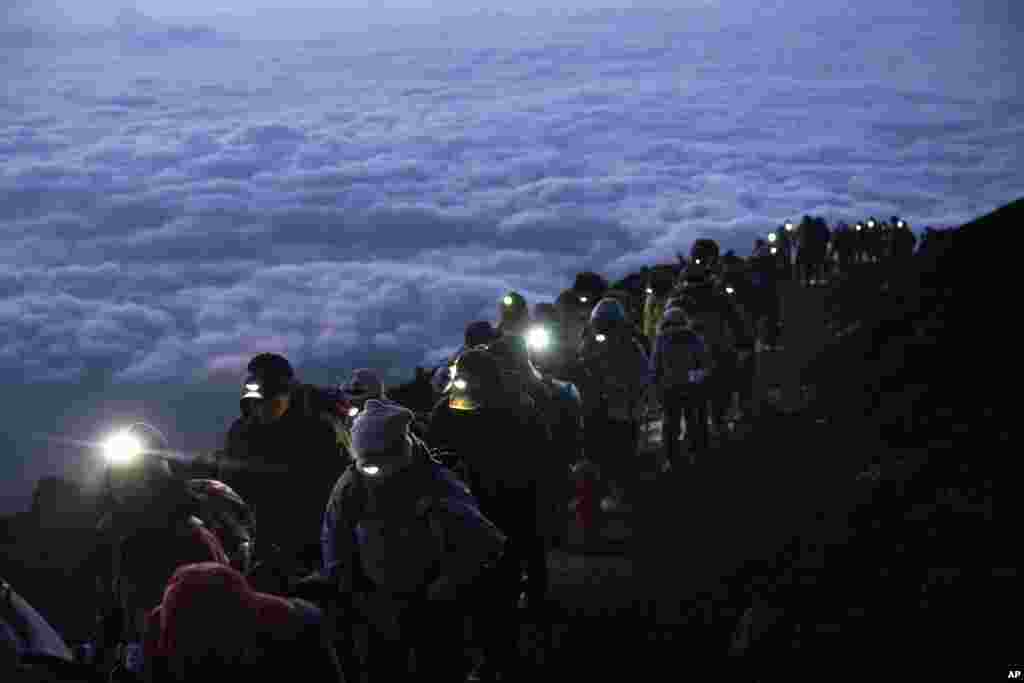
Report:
0,3,1020,506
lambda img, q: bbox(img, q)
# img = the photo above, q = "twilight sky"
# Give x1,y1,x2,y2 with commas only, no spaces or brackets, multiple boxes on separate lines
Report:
1,1,1021,512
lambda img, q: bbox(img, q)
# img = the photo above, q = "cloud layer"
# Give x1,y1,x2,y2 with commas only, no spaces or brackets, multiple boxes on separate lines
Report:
0,3,1021,506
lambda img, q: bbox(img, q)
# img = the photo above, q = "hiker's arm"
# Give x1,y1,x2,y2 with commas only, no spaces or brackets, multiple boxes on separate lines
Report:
321,474,358,594
724,299,755,351
431,471,506,585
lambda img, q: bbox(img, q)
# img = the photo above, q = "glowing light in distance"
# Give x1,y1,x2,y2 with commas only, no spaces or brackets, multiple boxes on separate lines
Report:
103,431,143,465
768,233,777,243
503,295,513,306
579,296,588,304
595,334,607,343
453,379,468,391
348,407,359,417
646,287,653,294
770,247,778,255
361,465,381,476
726,286,735,295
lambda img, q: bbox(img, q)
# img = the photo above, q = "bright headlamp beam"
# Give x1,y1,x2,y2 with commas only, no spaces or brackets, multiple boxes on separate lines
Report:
595,334,607,343
580,296,588,303
503,296,513,306
361,465,381,476
726,287,735,295
768,233,777,242
646,287,653,294
526,326,551,351
348,407,359,417
453,379,468,390
102,431,144,465
770,247,778,255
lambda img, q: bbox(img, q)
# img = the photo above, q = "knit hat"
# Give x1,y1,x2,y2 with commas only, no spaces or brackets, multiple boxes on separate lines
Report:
341,369,384,402
350,399,414,460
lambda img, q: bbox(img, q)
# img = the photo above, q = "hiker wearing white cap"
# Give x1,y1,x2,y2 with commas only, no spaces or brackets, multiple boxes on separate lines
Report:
322,399,506,682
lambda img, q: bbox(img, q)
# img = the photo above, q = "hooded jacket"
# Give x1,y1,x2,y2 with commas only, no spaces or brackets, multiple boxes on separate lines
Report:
321,442,505,596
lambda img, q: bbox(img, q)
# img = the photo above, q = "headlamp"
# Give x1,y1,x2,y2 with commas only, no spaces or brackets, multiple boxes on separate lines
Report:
856,224,863,231
726,286,735,295
503,295,514,306
695,258,701,264
646,287,654,295
360,464,382,476
768,233,777,243
579,296,588,304
897,220,905,228
595,333,607,343
102,431,144,466
785,222,794,231
449,394,479,411
868,219,876,228
526,326,551,352
453,378,468,391
770,247,778,255
348,406,359,418
242,381,263,400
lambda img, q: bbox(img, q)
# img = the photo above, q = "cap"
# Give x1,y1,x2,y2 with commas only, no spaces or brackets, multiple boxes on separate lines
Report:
341,369,384,402
245,353,295,399
464,320,498,348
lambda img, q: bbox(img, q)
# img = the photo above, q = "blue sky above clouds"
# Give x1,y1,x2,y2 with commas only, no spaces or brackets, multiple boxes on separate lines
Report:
0,1,1021,510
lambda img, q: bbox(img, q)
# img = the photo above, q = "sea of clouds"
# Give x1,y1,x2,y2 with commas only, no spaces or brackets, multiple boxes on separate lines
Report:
0,1,1020,507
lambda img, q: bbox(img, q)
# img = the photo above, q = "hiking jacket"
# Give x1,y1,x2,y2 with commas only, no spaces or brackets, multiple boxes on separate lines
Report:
322,448,505,596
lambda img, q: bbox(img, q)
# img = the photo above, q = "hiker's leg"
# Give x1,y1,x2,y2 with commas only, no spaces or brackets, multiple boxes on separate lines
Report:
662,390,683,466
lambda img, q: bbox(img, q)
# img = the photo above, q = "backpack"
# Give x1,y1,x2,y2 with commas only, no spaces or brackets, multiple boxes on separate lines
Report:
659,328,710,390
184,479,256,575
675,288,736,354
347,463,447,595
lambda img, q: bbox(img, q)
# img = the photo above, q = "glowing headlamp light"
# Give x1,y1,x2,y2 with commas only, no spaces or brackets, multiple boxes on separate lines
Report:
579,296,588,304
695,258,701,264
856,224,863,231
348,406,359,418
360,464,381,476
102,431,144,466
646,287,654,294
503,295,514,306
768,233,777,243
526,326,551,352
726,286,735,295
242,382,263,400
897,220,905,228
785,222,794,231
868,220,876,228
453,378,468,391
595,333,607,343
770,247,778,255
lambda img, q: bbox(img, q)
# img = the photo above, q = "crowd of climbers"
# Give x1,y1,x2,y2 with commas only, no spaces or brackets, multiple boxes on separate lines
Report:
4,215,947,682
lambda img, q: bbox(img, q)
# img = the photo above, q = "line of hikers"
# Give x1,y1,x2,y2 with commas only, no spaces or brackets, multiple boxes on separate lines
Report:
4,225,926,681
